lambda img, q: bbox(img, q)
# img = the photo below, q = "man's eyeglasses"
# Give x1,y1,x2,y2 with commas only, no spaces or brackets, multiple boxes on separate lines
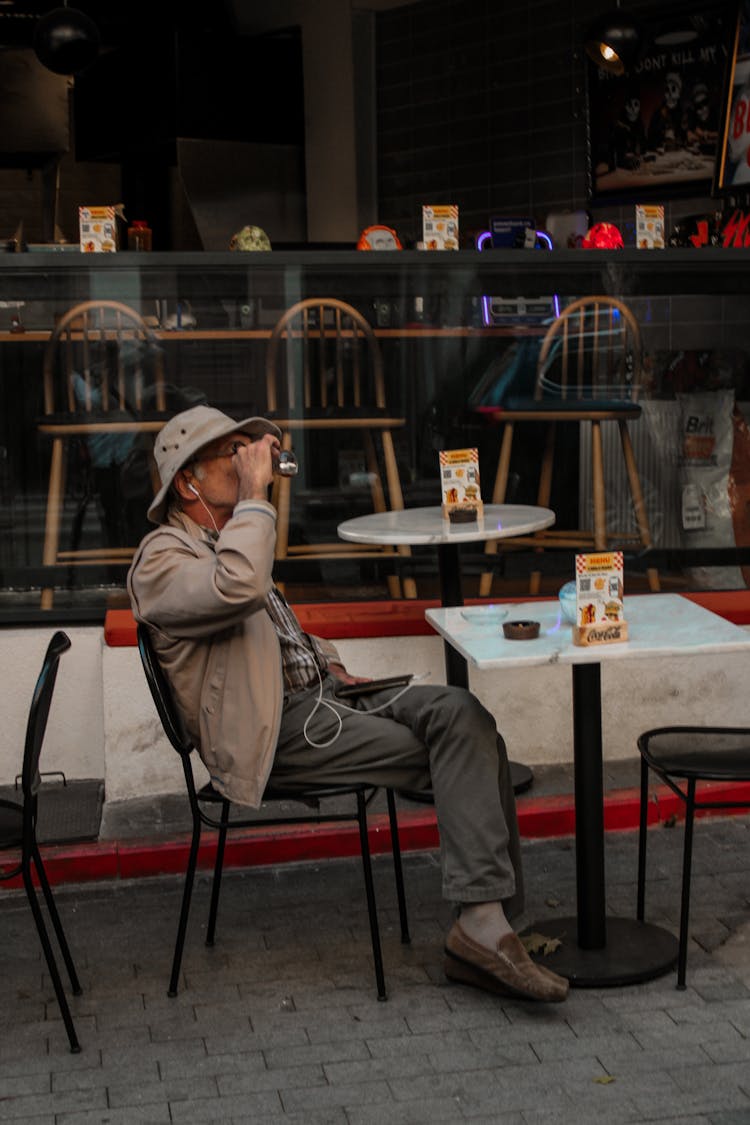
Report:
191,439,254,464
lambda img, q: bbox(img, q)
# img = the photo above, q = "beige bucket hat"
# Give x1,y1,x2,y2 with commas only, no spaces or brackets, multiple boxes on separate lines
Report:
148,405,282,524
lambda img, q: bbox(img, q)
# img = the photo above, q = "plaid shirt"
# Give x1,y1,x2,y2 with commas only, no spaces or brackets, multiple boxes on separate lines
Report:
265,586,328,694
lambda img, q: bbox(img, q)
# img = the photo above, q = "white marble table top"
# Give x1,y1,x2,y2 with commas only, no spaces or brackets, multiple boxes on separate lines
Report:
337,504,555,547
426,594,750,669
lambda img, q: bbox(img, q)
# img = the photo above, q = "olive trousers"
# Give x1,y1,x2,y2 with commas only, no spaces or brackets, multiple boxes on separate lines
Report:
269,676,524,919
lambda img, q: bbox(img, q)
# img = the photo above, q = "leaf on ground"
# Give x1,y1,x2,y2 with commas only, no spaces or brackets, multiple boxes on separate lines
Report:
593,1075,616,1085
521,930,563,956
545,896,561,908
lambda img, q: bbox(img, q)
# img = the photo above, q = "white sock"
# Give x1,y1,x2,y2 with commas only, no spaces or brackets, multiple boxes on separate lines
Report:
458,901,513,951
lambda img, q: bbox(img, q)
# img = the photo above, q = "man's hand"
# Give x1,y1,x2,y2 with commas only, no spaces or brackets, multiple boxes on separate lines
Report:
327,659,370,686
233,435,277,502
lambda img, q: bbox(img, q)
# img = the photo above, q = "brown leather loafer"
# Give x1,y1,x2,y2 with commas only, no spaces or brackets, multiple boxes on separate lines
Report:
444,922,569,1003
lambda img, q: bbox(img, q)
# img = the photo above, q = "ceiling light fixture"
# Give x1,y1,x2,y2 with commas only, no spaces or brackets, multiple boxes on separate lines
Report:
584,3,642,77
652,17,700,48
33,4,100,75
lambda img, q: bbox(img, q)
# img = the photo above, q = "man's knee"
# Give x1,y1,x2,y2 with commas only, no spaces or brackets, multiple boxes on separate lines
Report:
443,684,496,727
447,687,508,766
424,684,500,746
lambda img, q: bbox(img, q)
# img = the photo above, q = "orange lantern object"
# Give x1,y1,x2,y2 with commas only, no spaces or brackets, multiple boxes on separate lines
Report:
357,225,403,250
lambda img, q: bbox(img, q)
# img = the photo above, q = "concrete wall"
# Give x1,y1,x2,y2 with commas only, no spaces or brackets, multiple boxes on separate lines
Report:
0,627,104,786
2,625,750,807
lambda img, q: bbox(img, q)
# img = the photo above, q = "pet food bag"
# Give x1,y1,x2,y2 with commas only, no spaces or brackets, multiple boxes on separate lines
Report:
678,390,744,588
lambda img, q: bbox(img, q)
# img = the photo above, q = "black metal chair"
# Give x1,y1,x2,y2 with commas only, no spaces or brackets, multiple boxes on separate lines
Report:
136,623,403,1001
637,725,750,988
385,787,435,945
0,631,82,1052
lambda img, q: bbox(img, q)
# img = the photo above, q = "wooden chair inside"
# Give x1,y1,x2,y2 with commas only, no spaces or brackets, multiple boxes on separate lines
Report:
479,296,660,595
38,300,167,609
265,297,416,598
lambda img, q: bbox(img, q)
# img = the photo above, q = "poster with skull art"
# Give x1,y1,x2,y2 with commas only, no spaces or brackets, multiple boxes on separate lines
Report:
587,5,732,201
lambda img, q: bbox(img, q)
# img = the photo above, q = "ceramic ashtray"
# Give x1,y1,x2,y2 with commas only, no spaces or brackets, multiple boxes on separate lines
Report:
502,620,540,640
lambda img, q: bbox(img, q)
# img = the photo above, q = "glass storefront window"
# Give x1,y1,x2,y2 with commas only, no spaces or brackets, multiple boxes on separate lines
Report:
1,246,749,621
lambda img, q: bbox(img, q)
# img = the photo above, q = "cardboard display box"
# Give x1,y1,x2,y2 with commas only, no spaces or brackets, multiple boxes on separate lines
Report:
79,206,119,252
573,551,628,646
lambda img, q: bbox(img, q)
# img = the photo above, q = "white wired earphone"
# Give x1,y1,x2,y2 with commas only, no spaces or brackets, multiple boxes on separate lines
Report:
301,656,428,748
188,480,428,748
187,482,220,536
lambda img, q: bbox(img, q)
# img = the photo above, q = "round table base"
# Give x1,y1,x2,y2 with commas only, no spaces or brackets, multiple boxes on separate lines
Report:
527,916,679,988
510,761,534,795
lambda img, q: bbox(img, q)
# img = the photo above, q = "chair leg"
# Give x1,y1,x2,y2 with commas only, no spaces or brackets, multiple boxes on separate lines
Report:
677,779,697,990
169,815,201,997
356,790,387,1000
386,789,411,944
363,429,402,600
591,420,607,551
206,801,231,947
530,422,556,594
480,421,514,598
67,468,93,562
40,437,65,610
364,429,388,513
22,856,80,1053
618,419,660,592
33,843,82,996
378,429,417,599
636,757,649,922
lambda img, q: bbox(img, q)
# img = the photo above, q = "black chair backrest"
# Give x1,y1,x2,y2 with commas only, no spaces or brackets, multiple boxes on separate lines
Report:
23,631,71,800
136,623,193,759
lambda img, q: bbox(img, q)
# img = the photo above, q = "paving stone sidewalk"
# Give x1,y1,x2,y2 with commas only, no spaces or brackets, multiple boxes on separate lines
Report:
2,816,750,1125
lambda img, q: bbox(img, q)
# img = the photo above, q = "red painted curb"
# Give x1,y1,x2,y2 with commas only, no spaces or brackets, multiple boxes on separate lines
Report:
2,780,749,891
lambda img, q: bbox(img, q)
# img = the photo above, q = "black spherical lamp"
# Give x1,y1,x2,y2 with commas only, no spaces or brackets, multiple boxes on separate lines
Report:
34,6,100,75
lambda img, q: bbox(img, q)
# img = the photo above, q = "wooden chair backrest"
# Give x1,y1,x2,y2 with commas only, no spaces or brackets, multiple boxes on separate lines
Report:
265,298,386,414
43,300,165,417
535,296,643,403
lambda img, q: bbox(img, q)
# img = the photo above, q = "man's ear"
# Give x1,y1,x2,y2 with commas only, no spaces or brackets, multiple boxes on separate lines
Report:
173,469,197,503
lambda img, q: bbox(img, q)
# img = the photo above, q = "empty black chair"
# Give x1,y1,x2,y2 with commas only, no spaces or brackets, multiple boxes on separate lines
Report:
0,631,82,1052
637,725,750,988
136,623,398,1000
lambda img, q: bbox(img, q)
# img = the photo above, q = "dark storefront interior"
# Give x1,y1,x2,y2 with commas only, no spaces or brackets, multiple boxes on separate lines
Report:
0,0,749,619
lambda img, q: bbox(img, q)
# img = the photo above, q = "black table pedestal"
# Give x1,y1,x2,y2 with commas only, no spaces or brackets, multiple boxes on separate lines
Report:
528,916,679,987
437,542,534,796
529,662,678,987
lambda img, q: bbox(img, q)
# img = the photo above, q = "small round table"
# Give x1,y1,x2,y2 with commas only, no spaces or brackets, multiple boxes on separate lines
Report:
337,504,556,793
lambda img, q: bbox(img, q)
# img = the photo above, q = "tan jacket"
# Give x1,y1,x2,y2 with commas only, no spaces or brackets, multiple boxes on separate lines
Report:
127,500,285,808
